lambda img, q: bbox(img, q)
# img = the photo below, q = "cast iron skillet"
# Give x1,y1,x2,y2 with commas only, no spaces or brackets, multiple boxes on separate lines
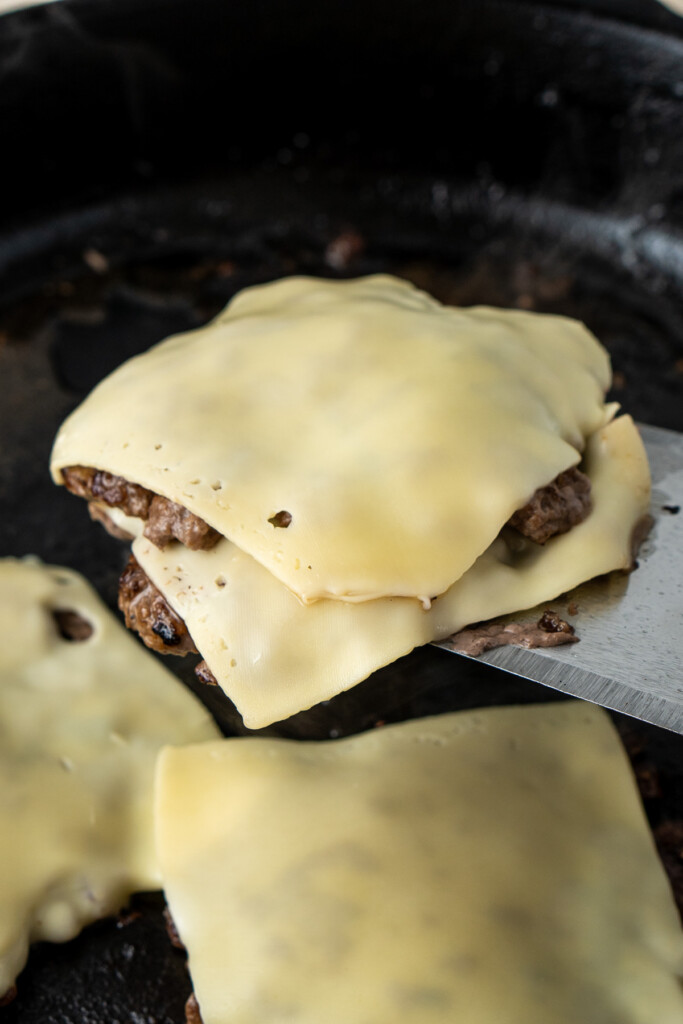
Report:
1,0,683,1020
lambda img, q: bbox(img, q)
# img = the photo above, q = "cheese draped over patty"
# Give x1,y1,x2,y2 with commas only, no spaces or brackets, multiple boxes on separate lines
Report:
155,703,683,1024
118,413,648,729
51,275,614,604
0,559,219,997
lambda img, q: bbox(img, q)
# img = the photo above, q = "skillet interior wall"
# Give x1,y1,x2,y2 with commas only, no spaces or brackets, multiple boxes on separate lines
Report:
1,1,683,1021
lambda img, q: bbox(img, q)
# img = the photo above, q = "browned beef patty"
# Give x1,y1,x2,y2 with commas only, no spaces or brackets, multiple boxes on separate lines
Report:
62,466,153,518
118,555,198,656
507,466,592,544
143,494,222,550
61,466,221,551
65,462,591,556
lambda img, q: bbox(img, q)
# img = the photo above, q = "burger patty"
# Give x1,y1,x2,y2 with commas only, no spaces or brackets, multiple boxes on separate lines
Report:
63,463,592,552
80,460,595,683
117,464,592,692
61,466,221,551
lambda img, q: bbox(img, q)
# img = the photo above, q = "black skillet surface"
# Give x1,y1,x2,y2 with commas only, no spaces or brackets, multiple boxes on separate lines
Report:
1,0,683,1020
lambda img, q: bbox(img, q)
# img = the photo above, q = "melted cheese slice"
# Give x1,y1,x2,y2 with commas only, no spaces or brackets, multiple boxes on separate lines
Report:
155,702,683,1024
51,275,612,603
131,415,649,729
0,559,219,996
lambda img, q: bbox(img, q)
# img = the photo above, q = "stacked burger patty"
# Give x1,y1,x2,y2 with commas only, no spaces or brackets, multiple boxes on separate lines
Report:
49,275,651,729
61,463,593,675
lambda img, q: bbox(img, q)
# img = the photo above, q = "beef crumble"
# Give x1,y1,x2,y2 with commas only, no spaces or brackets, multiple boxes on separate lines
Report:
508,466,592,544
536,609,576,635
62,466,220,551
446,611,579,658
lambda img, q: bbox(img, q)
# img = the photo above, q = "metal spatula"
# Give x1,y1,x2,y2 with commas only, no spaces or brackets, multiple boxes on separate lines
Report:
437,424,683,734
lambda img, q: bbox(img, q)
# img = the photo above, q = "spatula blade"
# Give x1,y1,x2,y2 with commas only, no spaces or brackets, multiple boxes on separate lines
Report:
437,424,683,733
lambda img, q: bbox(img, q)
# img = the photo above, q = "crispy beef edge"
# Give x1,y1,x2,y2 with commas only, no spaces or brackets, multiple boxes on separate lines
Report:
118,555,218,685
61,466,221,551
118,555,197,657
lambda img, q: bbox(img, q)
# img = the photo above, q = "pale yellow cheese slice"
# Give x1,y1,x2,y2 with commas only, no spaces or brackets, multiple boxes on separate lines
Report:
131,415,649,729
155,702,683,1024
0,558,220,996
51,275,613,603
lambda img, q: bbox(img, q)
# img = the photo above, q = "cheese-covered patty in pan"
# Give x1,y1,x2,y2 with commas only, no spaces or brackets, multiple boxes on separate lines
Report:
50,276,650,728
